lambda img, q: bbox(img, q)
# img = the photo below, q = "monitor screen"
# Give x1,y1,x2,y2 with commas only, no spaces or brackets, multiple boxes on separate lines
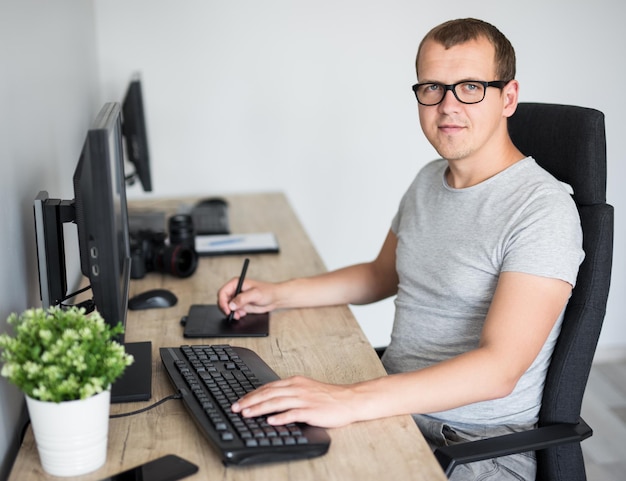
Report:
122,74,152,192
73,102,132,338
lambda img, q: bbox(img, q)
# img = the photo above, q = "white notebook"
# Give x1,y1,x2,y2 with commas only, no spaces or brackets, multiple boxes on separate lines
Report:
195,232,279,256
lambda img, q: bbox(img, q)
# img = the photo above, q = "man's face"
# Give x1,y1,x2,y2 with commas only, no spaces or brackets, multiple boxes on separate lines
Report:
416,37,513,164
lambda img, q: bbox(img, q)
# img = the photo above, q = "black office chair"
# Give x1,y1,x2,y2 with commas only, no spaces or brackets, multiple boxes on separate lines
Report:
431,103,614,480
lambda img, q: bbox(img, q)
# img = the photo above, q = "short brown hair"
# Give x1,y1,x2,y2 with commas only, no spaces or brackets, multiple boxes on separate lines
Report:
416,18,516,82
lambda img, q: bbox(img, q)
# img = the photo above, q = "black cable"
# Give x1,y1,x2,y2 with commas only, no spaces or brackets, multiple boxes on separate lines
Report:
125,172,137,185
18,392,182,440
60,284,92,302
60,298,95,313
57,285,96,313
109,391,183,419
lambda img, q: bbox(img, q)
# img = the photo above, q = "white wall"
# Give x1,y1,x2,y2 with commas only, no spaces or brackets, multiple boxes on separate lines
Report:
0,1,101,476
94,0,626,356
0,0,622,476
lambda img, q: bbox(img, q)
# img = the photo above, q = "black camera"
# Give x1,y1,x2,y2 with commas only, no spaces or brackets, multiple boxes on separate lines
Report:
130,214,198,279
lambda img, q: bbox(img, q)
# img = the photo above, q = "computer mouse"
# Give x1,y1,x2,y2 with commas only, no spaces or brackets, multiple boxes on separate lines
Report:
128,289,178,310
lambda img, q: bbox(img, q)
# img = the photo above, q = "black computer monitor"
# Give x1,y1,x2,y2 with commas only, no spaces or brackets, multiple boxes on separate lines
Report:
33,193,72,309
73,102,132,335
122,74,152,191
33,102,151,403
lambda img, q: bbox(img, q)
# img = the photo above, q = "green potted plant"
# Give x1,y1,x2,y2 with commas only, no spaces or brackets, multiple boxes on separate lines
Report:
0,306,134,477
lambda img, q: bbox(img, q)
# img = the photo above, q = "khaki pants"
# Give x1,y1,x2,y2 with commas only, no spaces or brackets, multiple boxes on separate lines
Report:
414,414,536,481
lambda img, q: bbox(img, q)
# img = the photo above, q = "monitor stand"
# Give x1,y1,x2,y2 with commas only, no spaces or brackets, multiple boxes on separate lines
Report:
111,341,152,403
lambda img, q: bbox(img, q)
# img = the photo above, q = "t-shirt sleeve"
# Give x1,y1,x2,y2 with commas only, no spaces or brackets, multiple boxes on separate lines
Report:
501,191,584,287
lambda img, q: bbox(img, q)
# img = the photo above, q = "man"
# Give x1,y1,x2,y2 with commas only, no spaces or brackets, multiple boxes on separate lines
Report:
218,18,583,480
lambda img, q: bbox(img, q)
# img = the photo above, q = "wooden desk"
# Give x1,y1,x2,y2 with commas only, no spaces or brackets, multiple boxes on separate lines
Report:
8,193,446,481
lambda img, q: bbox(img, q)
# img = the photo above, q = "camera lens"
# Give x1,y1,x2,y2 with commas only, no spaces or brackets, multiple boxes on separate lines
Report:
168,214,195,247
155,244,198,278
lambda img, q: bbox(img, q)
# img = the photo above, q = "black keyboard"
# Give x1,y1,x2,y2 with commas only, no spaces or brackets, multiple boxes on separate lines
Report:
160,345,331,466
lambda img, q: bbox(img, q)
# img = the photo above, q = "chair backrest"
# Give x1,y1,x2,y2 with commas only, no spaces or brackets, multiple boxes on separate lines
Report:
508,103,614,481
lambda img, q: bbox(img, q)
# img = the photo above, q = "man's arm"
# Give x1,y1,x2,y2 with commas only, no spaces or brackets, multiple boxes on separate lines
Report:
231,271,573,428
217,229,399,318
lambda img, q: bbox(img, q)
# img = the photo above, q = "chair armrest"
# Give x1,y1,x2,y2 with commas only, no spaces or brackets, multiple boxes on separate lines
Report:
433,417,592,476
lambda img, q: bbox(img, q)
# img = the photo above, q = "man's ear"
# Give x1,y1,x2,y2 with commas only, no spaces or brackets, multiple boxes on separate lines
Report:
502,80,520,118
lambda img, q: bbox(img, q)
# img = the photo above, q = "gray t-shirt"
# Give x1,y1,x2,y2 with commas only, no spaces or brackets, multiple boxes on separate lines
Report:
382,157,584,426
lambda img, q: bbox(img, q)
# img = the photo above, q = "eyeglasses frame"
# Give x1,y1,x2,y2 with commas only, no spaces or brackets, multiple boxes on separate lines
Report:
411,80,511,106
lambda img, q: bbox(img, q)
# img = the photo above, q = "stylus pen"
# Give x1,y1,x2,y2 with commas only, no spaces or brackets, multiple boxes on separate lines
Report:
228,258,249,322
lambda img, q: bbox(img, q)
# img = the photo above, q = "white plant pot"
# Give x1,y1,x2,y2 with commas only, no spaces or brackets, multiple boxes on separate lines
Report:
25,389,110,477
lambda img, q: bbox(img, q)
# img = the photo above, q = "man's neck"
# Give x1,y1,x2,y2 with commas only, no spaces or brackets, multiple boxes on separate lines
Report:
445,143,525,189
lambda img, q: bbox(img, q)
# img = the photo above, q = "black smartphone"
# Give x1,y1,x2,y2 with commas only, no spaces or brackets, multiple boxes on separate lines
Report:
99,454,198,481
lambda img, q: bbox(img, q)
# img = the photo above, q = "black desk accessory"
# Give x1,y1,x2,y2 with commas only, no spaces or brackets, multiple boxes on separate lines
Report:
128,288,178,310
182,305,269,337
190,197,230,235
181,258,269,338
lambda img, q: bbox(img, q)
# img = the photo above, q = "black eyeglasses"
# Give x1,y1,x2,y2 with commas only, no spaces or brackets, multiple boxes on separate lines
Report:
412,80,510,106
